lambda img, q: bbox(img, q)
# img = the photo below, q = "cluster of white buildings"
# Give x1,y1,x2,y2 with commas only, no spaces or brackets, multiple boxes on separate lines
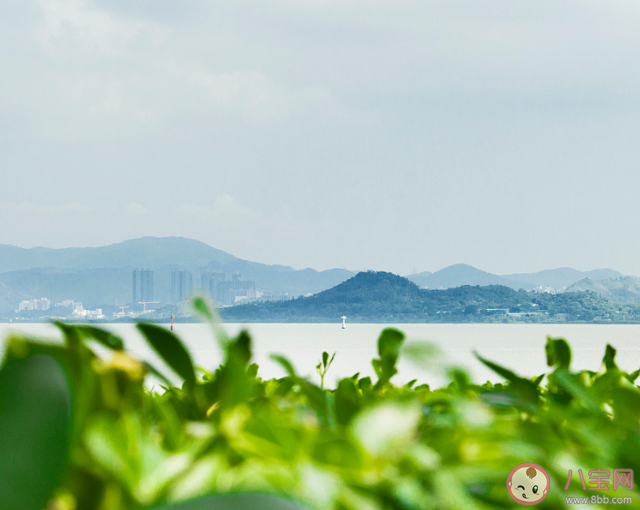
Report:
71,304,105,319
16,297,104,319
57,299,105,319
17,298,51,312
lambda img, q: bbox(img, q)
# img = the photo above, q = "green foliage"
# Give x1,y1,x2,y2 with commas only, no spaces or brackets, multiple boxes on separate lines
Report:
0,354,72,510
316,351,335,389
2,309,640,509
136,323,197,386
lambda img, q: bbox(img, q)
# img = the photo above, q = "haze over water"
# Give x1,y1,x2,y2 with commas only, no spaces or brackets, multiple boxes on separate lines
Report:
2,323,639,387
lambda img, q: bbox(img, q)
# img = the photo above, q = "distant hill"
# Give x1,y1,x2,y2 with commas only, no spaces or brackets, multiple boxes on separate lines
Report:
0,268,131,309
0,281,29,315
0,237,235,273
406,264,527,290
504,268,623,291
224,271,429,323
565,276,640,303
406,264,625,292
223,271,634,323
404,271,432,287
0,237,355,317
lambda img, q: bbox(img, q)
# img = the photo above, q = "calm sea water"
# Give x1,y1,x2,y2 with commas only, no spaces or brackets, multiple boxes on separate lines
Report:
1,323,639,387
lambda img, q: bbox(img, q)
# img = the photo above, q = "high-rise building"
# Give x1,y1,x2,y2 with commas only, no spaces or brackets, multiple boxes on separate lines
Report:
171,270,193,303
132,269,154,305
201,272,226,302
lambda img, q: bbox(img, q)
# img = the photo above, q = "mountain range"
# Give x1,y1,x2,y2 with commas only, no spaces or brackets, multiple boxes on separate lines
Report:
0,237,354,314
222,271,638,323
405,264,623,291
0,237,634,319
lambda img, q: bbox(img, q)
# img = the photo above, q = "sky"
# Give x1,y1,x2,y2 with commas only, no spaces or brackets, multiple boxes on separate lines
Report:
3,0,640,276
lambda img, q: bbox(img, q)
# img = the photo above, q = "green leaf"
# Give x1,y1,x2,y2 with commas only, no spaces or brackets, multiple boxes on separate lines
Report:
533,374,545,387
480,391,534,411
627,368,640,383
300,381,332,426
545,337,571,369
474,351,521,383
216,332,255,407
474,352,539,404
54,321,82,351
247,363,259,378
358,377,372,392
142,361,175,387
377,328,405,361
553,369,601,412
335,378,361,425
146,493,311,510
137,324,196,386
76,325,125,351
448,368,470,391
373,328,405,389
226,330,252,367
603,344,618,371
270,354,297,378
351,400,421,456
0,354,72,510
191,296,216,321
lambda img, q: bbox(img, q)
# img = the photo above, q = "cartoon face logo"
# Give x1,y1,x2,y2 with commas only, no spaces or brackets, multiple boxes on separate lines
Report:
507,463,550,505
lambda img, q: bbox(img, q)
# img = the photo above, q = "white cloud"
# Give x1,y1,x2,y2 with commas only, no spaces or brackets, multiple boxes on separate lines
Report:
52,73,159,122
176,195,264,229
122,202,149,215
36,0,167,58
171,62,288,121
0,201,93,214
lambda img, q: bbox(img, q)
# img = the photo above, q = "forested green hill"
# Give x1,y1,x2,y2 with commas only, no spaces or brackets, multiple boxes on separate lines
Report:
223,271,638,323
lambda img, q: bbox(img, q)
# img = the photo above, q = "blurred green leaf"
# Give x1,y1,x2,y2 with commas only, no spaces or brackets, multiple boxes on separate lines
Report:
553,369,601,412
147,493,311,510
378,327,405,360
0,354,72,510
271,354,297,378
474,352,539,405
603,343,618,371
335,378,361,426
351,400,421,456
216,331,255,407
373,328,405,389
627,368,640,383
545,337,571,369
473,351,521,382
137,324,196,386
77,325,125,351
300,381,332,426
191,296,216,322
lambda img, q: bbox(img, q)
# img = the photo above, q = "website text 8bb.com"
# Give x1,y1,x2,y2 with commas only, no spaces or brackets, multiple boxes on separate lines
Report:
565,495,632,505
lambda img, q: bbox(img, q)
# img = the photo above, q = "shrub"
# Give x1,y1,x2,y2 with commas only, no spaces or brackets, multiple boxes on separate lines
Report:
1,300,639,509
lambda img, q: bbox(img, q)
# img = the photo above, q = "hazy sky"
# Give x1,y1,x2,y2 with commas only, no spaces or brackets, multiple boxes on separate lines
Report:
3,0,640,275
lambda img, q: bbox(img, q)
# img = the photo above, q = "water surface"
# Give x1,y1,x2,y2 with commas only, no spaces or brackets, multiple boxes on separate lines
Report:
2,323,639,387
